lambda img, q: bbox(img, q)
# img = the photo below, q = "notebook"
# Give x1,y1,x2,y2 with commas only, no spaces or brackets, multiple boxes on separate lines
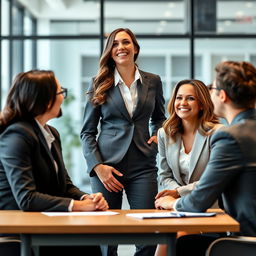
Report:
126,211,216,219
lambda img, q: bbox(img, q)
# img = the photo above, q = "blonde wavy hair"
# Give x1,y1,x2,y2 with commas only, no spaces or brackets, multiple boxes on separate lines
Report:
91,28,140,105
163,79,219,139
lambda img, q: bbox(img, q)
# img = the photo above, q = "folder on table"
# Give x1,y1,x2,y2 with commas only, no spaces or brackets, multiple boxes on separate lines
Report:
126,211,216,219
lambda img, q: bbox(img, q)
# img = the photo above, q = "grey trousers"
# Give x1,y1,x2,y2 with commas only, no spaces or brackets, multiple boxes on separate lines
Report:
90,141,158,256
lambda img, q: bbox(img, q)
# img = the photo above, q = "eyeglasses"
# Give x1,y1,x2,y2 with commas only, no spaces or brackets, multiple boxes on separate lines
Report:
56,87,68,99
207,84,222,91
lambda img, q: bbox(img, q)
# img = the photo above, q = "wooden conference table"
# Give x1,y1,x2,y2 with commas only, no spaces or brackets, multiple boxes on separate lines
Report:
0,209,239,256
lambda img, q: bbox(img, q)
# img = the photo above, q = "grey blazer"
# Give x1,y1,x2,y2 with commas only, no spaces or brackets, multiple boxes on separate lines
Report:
176,109,256,236
158,126,221,196
81,70,166,175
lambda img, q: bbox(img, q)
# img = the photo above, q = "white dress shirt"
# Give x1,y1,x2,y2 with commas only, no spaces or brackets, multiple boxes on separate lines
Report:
114,68,142,117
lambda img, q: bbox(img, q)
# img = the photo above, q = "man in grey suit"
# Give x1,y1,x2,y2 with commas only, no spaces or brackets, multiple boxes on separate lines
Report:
155,61,256,256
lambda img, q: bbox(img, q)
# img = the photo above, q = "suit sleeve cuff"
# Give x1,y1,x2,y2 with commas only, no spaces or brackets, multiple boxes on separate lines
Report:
68,199,74,212
173,198,180,211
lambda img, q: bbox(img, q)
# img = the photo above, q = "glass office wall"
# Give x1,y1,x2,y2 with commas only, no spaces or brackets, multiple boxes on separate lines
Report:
0,0,9,108
46,39,100,187
0,40,9,108
217,0,256,34
49,2,100,36
195,39,256,84
1,0,9,36
105,0,186,35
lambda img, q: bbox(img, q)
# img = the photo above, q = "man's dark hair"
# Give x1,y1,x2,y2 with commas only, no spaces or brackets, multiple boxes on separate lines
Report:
215,61,256,109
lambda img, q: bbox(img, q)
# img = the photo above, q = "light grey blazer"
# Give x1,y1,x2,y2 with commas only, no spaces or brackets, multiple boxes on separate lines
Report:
157,125,222,196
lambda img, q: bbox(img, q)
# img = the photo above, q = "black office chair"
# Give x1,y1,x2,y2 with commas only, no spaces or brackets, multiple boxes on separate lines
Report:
206,236,256,256
0,236,20,256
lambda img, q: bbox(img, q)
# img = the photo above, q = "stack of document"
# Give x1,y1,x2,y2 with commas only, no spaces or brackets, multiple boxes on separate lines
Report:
126,211,216,219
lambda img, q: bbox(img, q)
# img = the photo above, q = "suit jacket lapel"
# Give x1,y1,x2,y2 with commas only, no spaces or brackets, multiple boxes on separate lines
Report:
32,121,59,183
108,84,132,122
51,141,65,189
170,135,185,185
133,71,148,119
189,131,207,180
33,121,54,162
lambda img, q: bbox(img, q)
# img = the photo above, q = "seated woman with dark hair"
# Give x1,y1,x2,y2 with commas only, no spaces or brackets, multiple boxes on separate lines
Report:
0,70,108,255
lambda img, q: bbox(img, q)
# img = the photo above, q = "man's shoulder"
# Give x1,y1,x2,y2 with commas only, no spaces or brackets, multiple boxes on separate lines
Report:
211,119,256,157
220,119,256,137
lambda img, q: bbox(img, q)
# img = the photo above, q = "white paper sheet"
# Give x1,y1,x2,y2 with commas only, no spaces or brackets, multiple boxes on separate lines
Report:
41,211,119,217
126,211,216,219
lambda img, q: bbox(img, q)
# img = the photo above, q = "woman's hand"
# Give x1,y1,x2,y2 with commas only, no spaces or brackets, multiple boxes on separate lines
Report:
155,195,176,210
73,192,109,211
94,164,124,192
147,135,158,144
155,189,180,199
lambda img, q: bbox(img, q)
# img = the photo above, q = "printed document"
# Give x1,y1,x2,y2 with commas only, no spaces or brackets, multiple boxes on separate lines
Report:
42,211,119,217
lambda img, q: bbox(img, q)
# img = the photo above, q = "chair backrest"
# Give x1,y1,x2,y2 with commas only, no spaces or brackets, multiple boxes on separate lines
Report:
206,236,256,256
0,236,20,256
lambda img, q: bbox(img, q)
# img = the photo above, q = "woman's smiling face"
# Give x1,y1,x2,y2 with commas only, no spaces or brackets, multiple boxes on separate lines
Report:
111,31,138,68
174,83,201,122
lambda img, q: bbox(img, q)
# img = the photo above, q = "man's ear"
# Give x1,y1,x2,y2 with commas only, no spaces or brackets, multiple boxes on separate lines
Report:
219,89,228,103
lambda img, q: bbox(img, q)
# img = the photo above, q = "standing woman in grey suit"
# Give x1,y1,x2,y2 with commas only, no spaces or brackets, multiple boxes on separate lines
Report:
154,79,221,256
80,28,166,256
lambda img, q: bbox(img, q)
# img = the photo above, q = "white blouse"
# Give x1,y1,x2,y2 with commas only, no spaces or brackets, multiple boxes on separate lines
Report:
179,141,191,185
